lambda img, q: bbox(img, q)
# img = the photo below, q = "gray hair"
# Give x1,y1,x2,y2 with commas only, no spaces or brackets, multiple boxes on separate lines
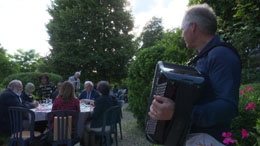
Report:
74,72,81,75
8,80,22,89
182,3,217,35
25,82,35,91
84,81,93,87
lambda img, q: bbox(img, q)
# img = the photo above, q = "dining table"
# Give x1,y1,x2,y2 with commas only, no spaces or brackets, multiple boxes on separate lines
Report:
31,102,94,138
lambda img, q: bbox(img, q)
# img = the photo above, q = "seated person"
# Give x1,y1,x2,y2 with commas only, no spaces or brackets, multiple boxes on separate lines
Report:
21,82,38,106
78,81,99,105
0,80,38,135
52,81,80,124
38,74,55,103
50,81,63,103
83,81,118,145
52,81,80,111
42,81,80,143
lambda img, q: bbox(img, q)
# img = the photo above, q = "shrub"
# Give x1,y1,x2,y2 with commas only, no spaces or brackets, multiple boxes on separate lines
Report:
127,29,192,128
230,83,260,146
2,72,63,96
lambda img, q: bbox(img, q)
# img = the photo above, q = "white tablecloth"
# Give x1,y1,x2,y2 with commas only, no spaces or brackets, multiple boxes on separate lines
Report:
31,103,93,138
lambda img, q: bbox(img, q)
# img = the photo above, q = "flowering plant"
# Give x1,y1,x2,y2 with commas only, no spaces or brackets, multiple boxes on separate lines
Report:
229,84,260,146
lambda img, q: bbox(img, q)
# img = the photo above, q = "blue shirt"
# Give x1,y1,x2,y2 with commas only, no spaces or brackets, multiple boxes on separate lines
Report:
190,35,241,142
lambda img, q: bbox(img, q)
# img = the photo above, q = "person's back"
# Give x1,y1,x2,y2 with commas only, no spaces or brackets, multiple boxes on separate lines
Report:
90,81,118,128
90,94,117,128
51,81,80,129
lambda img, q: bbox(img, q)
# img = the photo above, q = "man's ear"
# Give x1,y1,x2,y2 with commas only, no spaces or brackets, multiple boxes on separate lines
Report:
190,23,197,33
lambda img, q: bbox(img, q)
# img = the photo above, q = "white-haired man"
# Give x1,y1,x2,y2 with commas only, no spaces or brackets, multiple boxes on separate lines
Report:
78,81,99,104
0,80,39,135
68,71,81,92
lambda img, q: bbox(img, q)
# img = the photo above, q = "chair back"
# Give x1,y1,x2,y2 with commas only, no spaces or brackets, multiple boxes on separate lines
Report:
47,110,78,142
8,106,35,139
100,105,121,133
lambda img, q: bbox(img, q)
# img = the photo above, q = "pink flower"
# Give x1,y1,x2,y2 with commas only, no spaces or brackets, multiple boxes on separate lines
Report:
222,132,232,138
246,102,256,110
247,86,254,91
222,132,236,145
240,91,245,95
223,138,236,145
241,129,249,139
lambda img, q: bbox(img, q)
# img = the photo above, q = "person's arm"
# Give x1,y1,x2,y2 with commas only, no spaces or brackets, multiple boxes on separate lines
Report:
23,101,38,109
38,87,42,100
51,98,58,111
75,99,80,113
90,98,105,120
191,100,236,127
78,91,84,100
80,99,94,104
77,79,80,90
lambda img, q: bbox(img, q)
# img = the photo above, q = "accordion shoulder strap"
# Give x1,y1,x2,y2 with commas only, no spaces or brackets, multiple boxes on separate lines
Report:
186,42,241,66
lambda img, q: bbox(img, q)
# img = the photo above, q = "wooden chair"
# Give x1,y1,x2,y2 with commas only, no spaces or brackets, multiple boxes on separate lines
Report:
8,107,41,146
47,110,79,146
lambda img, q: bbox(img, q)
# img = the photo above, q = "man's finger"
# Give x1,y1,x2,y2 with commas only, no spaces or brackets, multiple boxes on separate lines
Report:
148,111,157,120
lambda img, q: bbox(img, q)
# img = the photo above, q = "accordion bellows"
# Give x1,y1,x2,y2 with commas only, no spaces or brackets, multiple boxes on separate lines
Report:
145,61,205,146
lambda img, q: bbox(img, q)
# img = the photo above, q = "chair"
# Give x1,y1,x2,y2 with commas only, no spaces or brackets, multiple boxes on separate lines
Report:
88,105,121,146
47,110,79,146
8,106,42,146
117,100,124,140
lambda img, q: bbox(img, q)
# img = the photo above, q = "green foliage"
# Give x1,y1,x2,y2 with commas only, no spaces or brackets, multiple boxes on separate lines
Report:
231,83,260,146
9,49,41,72
47,0,135,83
127,28,192,128
0,46,19,83
2,72,63,96
140,17,164,49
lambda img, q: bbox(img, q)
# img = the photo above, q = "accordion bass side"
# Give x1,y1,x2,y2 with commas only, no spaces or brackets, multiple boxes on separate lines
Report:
145,61,205,146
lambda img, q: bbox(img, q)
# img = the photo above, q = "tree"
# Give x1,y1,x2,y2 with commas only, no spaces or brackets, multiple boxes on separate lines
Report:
10,49,41,72
0,45,19,83
140,17,164,49
47,0,135,83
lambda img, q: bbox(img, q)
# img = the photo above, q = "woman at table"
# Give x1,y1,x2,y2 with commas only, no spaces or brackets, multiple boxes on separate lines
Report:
41,81,80,144
20,82,39,108
52,81,80,113
83,81,118,145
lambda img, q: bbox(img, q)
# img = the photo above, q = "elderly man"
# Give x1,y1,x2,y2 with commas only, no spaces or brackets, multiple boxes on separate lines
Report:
149,4,241,145
68,72,81,93
78,81,99,104
0,80,39,134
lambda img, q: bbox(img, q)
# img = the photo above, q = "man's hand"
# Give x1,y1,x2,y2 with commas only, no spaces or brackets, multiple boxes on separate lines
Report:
148,95,175,120
81,99,94,105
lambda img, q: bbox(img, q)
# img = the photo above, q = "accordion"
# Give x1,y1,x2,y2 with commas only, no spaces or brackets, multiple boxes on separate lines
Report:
145,61,205,146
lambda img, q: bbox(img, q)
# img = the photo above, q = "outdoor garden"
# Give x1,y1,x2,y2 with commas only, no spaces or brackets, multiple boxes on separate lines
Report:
0,0,259,146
